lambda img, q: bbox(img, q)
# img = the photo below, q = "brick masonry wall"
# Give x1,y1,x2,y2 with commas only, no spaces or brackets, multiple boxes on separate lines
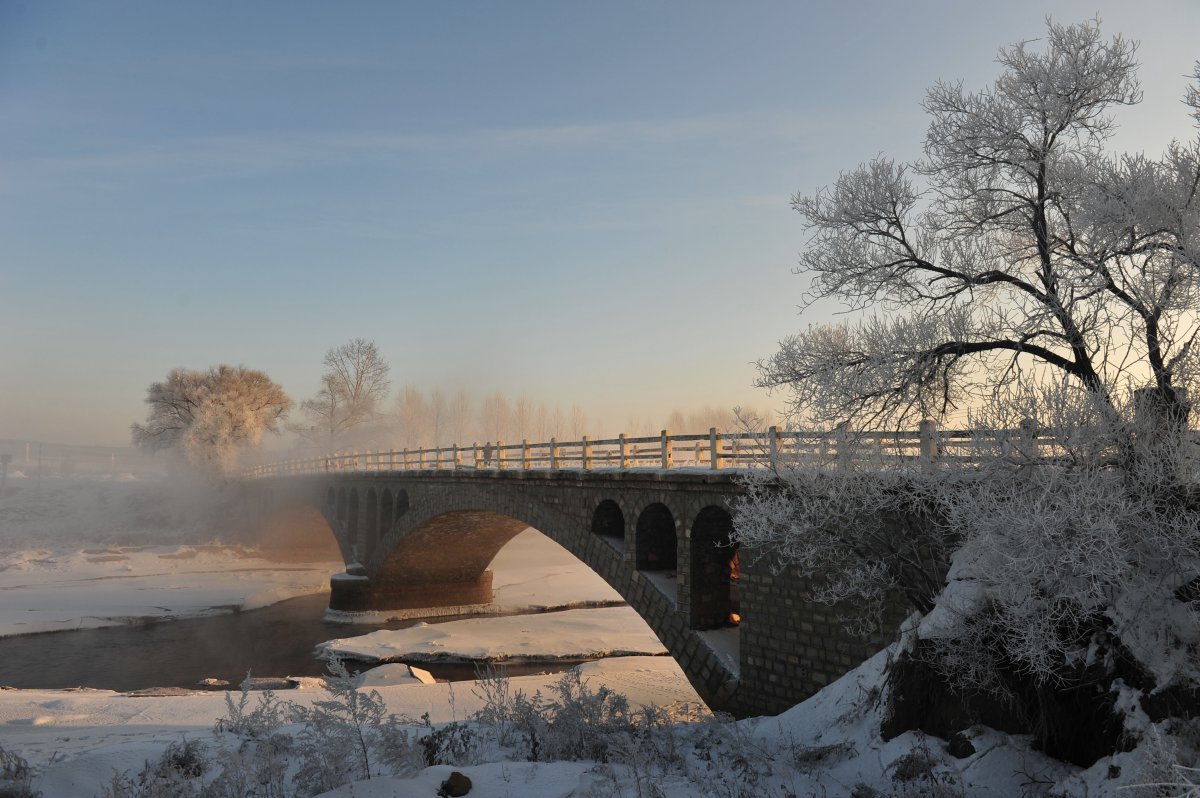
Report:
737,557,910,716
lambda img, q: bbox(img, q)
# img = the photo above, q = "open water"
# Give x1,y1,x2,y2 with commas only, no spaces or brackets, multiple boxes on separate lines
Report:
0,594,583,691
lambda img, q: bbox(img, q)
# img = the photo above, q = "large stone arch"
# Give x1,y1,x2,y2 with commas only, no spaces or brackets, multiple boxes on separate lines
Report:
243,471,919,718
242,472,802,717
358,510,530,611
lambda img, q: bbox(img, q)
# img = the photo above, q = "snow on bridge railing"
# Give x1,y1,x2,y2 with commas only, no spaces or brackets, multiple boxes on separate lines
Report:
243,423,1032,479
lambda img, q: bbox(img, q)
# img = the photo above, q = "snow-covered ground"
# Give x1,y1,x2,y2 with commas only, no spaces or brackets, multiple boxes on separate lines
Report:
0,656,702,797
2,646,1148,797
0,474,1174,797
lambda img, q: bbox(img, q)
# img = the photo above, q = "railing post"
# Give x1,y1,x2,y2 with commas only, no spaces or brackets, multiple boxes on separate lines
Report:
619,433,630,469
550,437,559,469
472,442,479,469
453,443,462,470
522,439,531,470
768,426,780,470
835,423,853,471
581,436,592,470
919,419,938,472
496,440,505,470
710,427,722,470
1016,416,1038,463
661,429,673,469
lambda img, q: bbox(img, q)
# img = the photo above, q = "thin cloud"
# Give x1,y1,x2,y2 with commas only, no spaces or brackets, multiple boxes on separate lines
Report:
0,108,864,188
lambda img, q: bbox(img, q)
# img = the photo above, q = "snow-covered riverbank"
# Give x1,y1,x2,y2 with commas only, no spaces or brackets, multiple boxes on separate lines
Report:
1,647,1120,798
0,476,1153,796
0,656,703,796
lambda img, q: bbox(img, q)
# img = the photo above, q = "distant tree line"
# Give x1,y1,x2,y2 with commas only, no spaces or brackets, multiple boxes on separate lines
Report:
131,338,768,476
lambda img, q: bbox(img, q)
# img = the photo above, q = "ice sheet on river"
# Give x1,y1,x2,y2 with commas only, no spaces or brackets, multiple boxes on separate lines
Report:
0,545,340,637
320,606,667,663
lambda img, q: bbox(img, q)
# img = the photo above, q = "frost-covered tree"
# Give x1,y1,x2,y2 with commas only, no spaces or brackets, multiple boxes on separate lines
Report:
393,385,432,449
131,365,291,477
738,20,1200,762
299,338,391,451
758,21,1198,432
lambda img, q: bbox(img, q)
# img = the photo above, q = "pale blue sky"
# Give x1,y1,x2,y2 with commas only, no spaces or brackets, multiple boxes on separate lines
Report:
2,1,1198,445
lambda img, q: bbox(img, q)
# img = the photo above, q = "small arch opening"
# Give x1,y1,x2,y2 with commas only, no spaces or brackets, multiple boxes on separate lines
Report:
345,491,360,555
635,503,678,603
336,488,348,521
591,500,625,551
635,503,676,571
394,489,410,520
363,488,379,561
690,506,739,629
379,490,395,543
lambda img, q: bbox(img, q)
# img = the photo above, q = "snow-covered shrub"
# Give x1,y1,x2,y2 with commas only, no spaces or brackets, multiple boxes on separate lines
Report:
474,668,637,763
101,738,209,798
203,657,425,797
418,719,479,767
471,663,521,747
885,733,962,797
203,734,295,798
288,655,390,794
215,681,290,740
0,744,40,798
533,670,634,762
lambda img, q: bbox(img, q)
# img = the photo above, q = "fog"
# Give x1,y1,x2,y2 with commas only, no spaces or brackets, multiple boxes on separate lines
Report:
279,382,778,459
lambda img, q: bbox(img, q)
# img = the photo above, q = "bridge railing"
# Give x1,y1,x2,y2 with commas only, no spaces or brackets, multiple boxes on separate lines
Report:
242,423,1049,479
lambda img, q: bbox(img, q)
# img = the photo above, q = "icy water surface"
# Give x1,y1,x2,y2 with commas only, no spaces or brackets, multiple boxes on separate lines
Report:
0,594,580,691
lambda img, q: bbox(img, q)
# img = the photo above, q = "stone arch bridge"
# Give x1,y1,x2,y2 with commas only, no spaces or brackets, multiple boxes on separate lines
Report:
243,465,897,717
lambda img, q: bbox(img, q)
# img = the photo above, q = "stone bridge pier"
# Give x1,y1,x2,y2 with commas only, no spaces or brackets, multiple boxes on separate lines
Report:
243,470,900,717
